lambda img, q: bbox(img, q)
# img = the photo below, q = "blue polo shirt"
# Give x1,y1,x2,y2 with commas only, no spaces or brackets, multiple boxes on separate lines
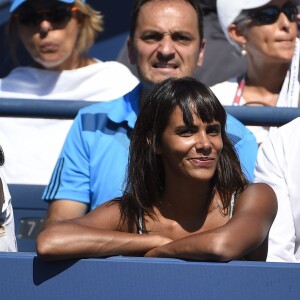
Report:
43,84,257,210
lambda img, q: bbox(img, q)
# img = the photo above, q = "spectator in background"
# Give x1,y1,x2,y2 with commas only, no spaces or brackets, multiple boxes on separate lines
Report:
0,0,138,185
37,78,277,262
42,0,258,228
117,0,247,86
254,117,300,262
211,0,300,144
186,0,248,85
0,146,17,252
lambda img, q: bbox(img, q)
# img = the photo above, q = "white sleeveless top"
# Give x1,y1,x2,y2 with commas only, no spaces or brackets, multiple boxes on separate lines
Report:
0,170,17,252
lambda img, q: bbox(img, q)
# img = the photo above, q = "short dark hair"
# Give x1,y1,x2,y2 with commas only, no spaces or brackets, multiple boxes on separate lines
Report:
119,77,248,232
129,0,204,43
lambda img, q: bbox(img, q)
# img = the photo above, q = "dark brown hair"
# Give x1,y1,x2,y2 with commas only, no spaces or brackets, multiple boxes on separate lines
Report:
119,77,248,232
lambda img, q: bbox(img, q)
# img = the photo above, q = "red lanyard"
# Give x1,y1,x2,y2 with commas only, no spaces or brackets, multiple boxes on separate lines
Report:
233,75,246,106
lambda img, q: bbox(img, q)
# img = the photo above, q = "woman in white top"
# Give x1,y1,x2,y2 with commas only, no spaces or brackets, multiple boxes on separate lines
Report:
0,147,17,252
211,0,300,144
0,0,138,185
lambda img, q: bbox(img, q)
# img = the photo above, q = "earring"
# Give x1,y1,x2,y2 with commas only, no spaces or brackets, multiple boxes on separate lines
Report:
241,44,247,56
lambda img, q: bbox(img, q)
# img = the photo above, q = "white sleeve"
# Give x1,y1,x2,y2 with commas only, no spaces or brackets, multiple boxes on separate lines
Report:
254,130,296,262
0,169,11,213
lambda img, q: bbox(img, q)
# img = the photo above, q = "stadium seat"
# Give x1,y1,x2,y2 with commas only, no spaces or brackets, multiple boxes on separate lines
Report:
9,184,47,252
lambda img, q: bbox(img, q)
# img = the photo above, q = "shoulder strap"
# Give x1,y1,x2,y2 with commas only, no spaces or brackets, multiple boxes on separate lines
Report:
229,193,236,219
138,207,143,234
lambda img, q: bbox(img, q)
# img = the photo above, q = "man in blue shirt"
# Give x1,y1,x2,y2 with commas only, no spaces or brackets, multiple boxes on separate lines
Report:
43,0,257,226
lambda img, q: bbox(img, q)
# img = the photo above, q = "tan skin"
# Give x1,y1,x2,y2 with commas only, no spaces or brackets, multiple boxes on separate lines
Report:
44,0,206,228
37,107,277,261
17,0,95,71
127,0,205,99
228,0,297,106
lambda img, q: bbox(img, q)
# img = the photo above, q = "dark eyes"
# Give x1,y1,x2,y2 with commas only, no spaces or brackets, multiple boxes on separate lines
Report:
176,125,221,137
172,33,192,43
141,33,161,42
177,129,195,137
141,32,193,44
207,125,221,136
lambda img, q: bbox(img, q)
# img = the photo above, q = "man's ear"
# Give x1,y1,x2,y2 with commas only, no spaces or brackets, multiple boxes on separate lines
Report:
196,38,206,68
127,38,137,65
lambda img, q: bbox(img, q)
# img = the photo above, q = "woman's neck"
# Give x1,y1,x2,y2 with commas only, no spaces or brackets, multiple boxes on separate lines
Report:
159,179,214,221
243,60,290,106
33,53,96,71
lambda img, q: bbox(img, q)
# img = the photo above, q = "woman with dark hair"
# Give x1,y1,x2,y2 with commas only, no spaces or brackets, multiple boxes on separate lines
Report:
37,77,277,262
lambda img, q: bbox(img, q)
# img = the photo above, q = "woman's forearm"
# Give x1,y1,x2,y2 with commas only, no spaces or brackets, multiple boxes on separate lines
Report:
37,222,171,261
145,228,263,262
145,231,232,261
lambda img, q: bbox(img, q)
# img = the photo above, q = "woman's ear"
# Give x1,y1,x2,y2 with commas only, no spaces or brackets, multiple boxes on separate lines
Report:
154,144,162,154
147,134,162,154
228,23,247,48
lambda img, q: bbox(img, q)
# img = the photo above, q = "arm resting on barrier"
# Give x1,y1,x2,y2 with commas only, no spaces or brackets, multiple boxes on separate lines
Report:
37,184,277,262
37,201,172,261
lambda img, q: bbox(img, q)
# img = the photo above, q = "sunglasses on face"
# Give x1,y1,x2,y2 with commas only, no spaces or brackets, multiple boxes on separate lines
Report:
240,2,298,26
14,5,78,27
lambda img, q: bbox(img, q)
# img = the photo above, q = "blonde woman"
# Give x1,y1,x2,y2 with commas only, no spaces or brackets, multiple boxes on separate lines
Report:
0,0,138,185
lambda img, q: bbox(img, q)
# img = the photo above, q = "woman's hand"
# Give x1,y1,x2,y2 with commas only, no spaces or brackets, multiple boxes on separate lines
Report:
144,247,160,257
144,236,172,257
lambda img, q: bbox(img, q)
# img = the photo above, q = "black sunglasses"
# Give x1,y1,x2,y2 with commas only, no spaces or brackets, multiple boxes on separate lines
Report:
240,2,298,26
15,5,78,27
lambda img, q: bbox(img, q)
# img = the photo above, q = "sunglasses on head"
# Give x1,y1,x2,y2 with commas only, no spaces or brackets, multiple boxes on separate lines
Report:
240,2,298,26
14,5,78,27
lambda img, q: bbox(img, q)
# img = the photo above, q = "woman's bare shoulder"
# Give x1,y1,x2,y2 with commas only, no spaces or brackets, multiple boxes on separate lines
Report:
244,182,275,191
72,199,124,230
236,183,277,216
242,182,276,199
